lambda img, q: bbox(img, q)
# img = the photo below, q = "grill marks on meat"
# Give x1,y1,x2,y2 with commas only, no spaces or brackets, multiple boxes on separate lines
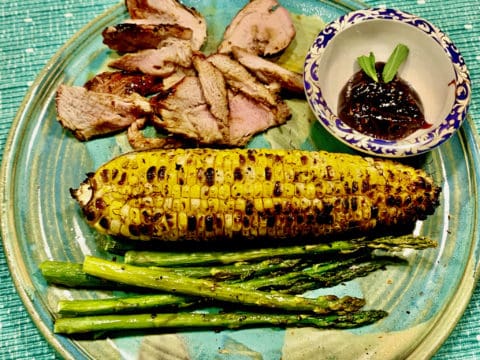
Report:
192,53,230,140
125,0,207,50
151,76,225,144
109,38,193,76
102,23,193,53
231,46,304,94
84,71,164,96
207,54,278,107
56,1,302,147
217,0,295,56
56,85,152,141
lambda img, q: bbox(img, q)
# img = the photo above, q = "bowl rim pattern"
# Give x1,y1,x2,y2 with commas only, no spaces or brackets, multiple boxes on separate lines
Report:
303,7,471,157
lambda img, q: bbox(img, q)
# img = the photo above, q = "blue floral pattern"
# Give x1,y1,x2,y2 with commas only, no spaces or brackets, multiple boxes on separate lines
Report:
304,8,471,157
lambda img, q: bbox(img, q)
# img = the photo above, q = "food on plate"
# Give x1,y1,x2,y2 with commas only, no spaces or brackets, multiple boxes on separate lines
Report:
53,308,387,335
125,0,207,50
192,53,230,138
84,71,165,96
127,118,186,149
55,85,152,141
40,232,436,334
231,46,304,94
108,38,194,76
150,76,226,144
55,0,303,147
338,44,430,140
102,23,193,53
70,148,441,242
217,0,296,56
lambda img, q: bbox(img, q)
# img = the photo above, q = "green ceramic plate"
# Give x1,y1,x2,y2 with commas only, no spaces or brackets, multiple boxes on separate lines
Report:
1,1,479,359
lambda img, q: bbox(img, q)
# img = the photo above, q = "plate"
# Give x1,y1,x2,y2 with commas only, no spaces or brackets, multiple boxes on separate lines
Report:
1,1,479,359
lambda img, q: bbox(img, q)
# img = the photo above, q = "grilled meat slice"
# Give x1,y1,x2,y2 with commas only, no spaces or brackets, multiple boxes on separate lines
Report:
125,0,207,50
217,0,296,56
150,76,224,144
84,71,164,96
56,85,151,141
207,54,278,107
192,53,230,140
102,23,192,53
127,118,186,150
228,90,290,146
162,66,197,91
108,39,193,77
232,46,304,94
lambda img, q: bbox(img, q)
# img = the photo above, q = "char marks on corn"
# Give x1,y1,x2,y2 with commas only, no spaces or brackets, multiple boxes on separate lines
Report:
71,148,441,242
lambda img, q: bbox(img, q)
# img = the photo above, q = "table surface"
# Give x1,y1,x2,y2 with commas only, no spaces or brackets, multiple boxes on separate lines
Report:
0,0,479,359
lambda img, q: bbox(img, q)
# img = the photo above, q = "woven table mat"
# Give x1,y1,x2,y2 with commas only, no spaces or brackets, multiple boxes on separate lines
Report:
0,0,478,358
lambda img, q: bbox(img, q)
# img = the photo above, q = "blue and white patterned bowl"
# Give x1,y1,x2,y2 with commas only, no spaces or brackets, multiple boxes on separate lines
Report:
304,8,471,157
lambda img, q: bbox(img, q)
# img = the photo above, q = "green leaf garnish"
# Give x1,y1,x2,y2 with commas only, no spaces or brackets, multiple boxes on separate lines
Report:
382,44,409,83
357,52,378,82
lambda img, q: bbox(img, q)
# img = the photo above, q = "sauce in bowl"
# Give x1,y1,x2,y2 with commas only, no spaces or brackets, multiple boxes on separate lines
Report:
338,62,430,140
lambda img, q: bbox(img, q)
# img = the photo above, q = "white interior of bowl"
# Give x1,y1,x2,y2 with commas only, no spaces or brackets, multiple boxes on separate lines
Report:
316,19,456,141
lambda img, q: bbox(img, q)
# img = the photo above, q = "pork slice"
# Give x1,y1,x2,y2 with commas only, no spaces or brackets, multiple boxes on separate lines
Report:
227,90,291,146
150,76,224,144
161,66,197,91
127,117,186,150
102,23,192,53
108,39,193,76
56,85,151,141
217,0,295,56
125,0,207,50
207,54,278,107
231,46,304,94
84,71,164,96
192,53,229,140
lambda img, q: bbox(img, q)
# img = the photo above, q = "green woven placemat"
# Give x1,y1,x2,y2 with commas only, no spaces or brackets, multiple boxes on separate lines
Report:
0,0,478,358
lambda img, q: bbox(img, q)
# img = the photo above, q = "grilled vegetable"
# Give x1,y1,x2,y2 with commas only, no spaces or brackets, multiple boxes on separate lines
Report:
53,310,388,334
71,148,441,242
83,256,365,315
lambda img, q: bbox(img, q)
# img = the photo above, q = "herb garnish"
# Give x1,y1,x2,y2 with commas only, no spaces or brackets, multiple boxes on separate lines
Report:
357,52,378,82
357,44,410,83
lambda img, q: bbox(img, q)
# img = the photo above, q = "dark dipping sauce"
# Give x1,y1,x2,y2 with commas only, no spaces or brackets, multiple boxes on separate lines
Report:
338,62,430,140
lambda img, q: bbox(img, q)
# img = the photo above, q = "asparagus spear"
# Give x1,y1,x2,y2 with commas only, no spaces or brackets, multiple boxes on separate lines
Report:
40,257,306,289
264,256,407,294
170,258,305,280
124,235,436,267
40,261,121,289
57,294,198,316
83,256,365,315
54,310,388,334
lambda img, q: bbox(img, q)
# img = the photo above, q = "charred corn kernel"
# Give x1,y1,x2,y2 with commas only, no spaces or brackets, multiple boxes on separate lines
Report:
72,148,441,242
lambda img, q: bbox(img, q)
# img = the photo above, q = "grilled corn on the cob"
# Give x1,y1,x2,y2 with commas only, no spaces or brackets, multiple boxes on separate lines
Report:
71,148,441,241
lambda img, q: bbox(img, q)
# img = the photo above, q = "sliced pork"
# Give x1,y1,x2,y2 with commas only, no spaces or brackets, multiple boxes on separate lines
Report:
228,90,291,146
125,0,207,50
108,39,193,77
207,54,278,107
56,85,151,141
150,76,224,144
84,71,164,96
102,23,192,53
217,0,296,56
192,53,230,140
231,46,304,94
127,118,186,150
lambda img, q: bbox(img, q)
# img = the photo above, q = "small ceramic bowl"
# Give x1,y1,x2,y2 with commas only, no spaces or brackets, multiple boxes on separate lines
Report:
303,7,471,157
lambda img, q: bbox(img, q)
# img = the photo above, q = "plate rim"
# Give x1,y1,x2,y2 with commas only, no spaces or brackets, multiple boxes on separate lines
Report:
1,1,479,359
